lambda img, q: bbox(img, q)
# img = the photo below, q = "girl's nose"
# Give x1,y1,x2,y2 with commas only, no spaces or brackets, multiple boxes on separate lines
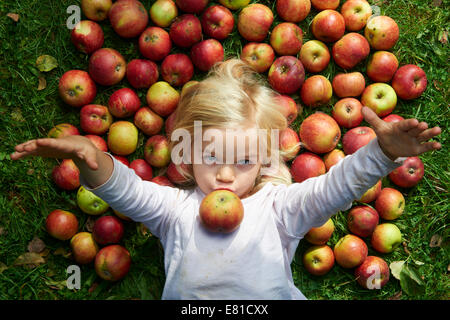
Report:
216,165,235,183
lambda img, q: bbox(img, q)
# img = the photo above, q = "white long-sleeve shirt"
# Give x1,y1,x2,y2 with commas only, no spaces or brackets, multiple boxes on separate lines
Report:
80,138,405,299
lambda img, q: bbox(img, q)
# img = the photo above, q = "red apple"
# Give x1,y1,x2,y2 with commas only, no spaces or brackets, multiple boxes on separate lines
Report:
268,56,305,95
126,59,159,89
279,127,301,161
388,156,424,188
151,175,175,187
299,112,341,154
190,39,225,72
134,106,164,136
46,209,79,240
311,9,345,43
108,0,148,38
340,0,372,31
139,27,172,61
333,234,368,268
149,0,178,27
80,104,113,135
176,0,208,13
347,205,379,238
364,15,399,50
371,223,402,253
107,121,139,156
169,14,202,48
52,159,80,191
92,215,124,245
273,94,300,125
85,135,108,152
332,98,363,129
130,159,153,181
375,187,405,220
332,72,365,98
269,22,303,56
290,152,326,183
382,114,404,123
166,161,192,185
240,42,275,73
332,32,370,70
113,155,130,167
94,244,131,281
391,64,427,100
48,123,80,139
58,70,97,107
303,245,335,276
199,189,244,233
71,20,104,54
323,149,345,171
305,218,335,245
161,54,194,87
237,3,273,42
311,0,339,10
88,48,126,86
355,256,390,289
144,135,171,168
276,0,311,23
298,40,330,73
81,0,113,21
108,88,141,118
201,4,234,40
358,179,382,203
165,110,178,137
361,83,397,117
300,75,333,107
366,51,399,83
146,81,180,117
342,126,376,155
70,232,99,264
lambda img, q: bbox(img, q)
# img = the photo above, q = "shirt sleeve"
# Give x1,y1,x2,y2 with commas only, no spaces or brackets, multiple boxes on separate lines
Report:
273,137,406,239
79,153,187,239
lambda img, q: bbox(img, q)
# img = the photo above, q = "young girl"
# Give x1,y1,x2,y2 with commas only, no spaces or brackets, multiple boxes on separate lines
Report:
10,59,441,300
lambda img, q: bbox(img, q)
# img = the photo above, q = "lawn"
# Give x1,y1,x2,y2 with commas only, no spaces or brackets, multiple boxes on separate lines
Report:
0,0,448,300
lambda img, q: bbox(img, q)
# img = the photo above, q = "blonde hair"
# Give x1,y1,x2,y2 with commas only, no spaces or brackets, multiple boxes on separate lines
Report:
168,58,293,194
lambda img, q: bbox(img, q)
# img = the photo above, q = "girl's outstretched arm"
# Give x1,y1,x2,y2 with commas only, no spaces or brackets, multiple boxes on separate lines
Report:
274,107,442,238
10,135,113,188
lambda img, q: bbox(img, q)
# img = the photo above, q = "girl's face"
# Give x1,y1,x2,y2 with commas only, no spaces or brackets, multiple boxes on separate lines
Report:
192,127,262,199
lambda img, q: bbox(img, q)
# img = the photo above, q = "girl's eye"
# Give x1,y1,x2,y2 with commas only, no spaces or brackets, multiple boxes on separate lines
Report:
236,159,251,166
204,155,218,165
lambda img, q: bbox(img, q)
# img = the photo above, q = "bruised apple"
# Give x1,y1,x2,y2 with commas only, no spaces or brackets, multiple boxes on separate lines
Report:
199,189,244,233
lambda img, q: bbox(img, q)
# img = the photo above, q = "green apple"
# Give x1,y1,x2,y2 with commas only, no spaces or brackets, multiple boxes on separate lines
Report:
219,0,251,10
371,223,402,253
77,186,109,215
361,83,397,117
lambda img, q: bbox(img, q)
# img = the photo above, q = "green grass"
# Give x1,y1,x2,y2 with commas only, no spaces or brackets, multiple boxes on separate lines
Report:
0,0,448,300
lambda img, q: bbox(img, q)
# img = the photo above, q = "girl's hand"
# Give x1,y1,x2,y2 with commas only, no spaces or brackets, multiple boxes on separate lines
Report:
362,106,442,161
10,135,99,170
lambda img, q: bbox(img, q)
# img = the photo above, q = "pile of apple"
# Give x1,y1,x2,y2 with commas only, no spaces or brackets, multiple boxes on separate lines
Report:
46,0,428,288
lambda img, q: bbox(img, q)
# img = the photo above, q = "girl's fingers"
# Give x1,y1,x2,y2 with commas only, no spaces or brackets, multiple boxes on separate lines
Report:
398,118,419,132
407,122,428,137
418,141,441,155
417,127,442,143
